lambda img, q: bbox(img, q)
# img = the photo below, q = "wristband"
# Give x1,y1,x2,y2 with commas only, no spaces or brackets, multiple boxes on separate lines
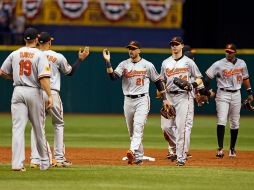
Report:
161,92,167,101
247,88,253,95
106,61,112,68
192,82,198,88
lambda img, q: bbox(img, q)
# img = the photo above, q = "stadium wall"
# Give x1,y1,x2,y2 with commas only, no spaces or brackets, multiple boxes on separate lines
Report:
0,47,253,115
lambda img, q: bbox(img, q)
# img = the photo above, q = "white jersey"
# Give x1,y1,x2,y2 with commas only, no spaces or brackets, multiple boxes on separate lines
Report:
43,50,72,91
206,58,249,90
1,47,50,88
114,58,160,95
160,55,202,92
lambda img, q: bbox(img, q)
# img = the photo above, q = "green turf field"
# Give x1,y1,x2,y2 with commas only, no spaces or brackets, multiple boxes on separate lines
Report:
1,114,253,150
0,113,254,190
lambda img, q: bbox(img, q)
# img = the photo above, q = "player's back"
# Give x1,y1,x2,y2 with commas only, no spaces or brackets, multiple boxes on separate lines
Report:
42,50,71,91
9,47,48,88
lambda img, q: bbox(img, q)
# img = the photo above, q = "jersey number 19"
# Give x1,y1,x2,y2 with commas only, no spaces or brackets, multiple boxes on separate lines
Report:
19,60,32,76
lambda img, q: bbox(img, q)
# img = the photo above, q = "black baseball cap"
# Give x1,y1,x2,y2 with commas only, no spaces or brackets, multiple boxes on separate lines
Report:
38,32,54,44
184,51,194,60
225,43,237,53
169,36,184,45
24,27,38,40
183,45,191,53
126,41,141,49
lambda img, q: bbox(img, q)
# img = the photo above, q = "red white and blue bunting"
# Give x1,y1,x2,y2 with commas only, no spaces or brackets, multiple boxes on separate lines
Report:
100,0,130,21
1,0,17,15
139,0,171,22
56,0,89,19
22,0,42,19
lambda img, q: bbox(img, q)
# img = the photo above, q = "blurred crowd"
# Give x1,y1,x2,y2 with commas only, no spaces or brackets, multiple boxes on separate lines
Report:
0,2,25,45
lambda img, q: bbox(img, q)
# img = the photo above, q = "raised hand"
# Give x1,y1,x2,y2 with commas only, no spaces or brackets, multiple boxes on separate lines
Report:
103,48,110,63
79,46,90,61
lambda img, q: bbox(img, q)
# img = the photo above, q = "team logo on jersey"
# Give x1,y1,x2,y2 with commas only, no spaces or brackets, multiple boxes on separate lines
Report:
223,68,243,77
139,0,171,22
165,68,189,77
123,69,147,78
22,0,42,19
57,0,89,19
100,0,130,21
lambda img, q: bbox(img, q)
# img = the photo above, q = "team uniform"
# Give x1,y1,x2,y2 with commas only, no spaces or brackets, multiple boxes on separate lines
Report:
161,46,196,159
31,50,72,166
1,46,51,170
113,58,160,163
160,55,202,165
206,57,249,156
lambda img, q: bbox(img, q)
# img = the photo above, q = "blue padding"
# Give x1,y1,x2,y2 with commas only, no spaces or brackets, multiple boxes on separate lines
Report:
33,25,183,48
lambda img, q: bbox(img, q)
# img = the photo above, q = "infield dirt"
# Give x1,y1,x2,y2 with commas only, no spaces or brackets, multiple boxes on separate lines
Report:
1,147,254,169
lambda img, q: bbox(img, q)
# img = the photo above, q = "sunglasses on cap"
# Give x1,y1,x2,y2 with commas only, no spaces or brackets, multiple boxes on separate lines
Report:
128,47,138,50
225,50,235,54
170,42,181,47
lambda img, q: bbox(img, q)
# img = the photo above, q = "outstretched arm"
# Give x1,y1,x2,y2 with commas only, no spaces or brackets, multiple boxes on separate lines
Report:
67,47,90,76
197,76,215,98
102,48,120,80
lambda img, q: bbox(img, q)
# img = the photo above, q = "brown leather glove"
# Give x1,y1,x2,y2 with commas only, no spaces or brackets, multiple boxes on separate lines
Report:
195,93,209,107
160,106,176,119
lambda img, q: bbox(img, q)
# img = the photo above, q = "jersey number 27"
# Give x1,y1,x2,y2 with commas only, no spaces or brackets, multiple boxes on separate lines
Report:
19,60,32,76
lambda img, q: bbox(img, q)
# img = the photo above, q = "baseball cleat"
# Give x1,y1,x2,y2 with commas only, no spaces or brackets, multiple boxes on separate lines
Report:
30,163,40,168
166,153,177,162
126,150,135,165
216,149,224,158
229,148,236,158
55,160,72,167
13,167,26,172
176,160,185,166
134,160,143,165
187,153,192,159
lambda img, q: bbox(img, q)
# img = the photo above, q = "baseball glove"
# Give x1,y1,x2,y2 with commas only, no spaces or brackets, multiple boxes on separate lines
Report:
195,93,209,107
241,99,254,111
160,106,176,119
173,77,193,92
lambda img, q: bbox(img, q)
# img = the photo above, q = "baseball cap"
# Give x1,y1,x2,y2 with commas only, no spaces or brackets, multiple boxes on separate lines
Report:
38,32,54,44
184,51,194,60
24,27,38,40
126,41,141,49
225,43,237,53
169,36,184,45
183,45,191,53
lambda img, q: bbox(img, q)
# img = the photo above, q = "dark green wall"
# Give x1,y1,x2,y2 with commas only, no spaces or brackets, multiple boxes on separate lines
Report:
1,50,253,115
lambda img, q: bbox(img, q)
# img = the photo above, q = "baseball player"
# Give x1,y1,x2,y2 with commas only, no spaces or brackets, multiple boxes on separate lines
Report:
0,27,52,171
205,43,253,158
160,44,195,161
30,32,90,168
160,37,203,166
102,41,170,165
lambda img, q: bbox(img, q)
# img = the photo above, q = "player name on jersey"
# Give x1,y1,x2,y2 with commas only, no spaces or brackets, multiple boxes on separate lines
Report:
47,55,57,63
20,52,35,59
